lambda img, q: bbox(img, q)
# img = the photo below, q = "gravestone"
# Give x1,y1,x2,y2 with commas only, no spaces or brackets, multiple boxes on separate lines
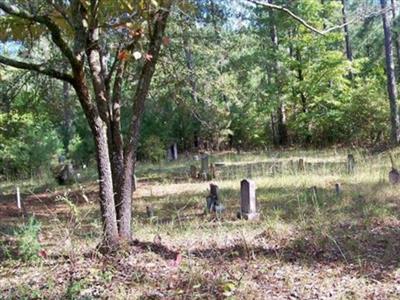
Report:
132,174,138,191
335,183,341,197
240,179,260,220
389,168,400,184
310,186,318,202
146,205,154,218
209,163,216,179
347,154,355,174
298,159,305,172
201,154,209,180
171,143,178,160
167,143,178,161
55,163,75,185
389,153,400,184
190,165,197,179
206,183,224,213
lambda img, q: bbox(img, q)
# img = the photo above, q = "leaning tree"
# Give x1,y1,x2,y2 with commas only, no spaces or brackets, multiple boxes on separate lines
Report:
0,0,173,251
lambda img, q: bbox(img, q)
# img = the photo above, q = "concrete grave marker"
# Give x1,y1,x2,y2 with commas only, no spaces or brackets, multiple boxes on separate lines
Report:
206,183,224,213
240,179,260,220
172,143,178,160
190,165,197,179
389,153,400,184
347,154,355,174
335,183,341,197
298,159,305,172
132,174,138,191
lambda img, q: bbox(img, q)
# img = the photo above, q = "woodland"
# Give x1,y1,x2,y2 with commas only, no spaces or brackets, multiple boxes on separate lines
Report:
1,0,400,299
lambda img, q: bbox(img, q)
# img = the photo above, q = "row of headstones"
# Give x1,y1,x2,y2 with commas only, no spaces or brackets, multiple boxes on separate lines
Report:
205,180,347,221
206,179,260,220
191,154,357,182
190,154,216,180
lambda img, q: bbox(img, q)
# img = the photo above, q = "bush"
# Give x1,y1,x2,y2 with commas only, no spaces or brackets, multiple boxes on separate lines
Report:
0,112,62,178
15,217,42,262
138,135,166,163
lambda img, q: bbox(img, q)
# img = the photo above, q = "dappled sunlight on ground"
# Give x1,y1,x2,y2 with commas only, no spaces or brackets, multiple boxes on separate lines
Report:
1,150,400,298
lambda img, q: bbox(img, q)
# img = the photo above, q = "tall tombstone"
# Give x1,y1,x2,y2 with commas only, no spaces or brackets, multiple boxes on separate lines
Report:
172,143,178,160
240,179,260,220
335,183,341,198
132,174,138,191
190,165,197,179
347,154,355,174
206,183,224,213
201,154,209,175
209,163,216,179
298,158,305,172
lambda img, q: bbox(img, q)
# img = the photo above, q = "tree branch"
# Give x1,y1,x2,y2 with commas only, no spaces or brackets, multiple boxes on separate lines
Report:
247,0,391,35
0,1,78,68
0,55,74,83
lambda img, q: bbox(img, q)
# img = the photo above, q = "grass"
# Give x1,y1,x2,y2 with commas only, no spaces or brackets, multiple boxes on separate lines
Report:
0,148,400,299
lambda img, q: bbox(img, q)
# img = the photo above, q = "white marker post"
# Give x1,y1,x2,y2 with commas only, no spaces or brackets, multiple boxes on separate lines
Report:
16,187,21,209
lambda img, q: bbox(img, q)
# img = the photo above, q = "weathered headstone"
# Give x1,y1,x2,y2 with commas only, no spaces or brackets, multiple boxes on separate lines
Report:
16,187,21,209
389,168,400,184
172,143,178,160
55,163,75,185
209,163,216,179
240,179,260,220
206,183,224,213
335,183,341,197
347,154,355,174
146,205,154,218
310,186,318,202
201,154,209,178
132,174,138,191
190,165,197,179
167,143,178,161
389,153,400,184
298,159,305,172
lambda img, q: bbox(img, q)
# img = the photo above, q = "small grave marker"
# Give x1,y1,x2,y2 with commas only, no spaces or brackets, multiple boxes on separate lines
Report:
132,174,138,191
16,187,21,209
389,153,400,184
298,159,305,172
206,183,224,213
240,179,260,220
190,165,197,179
335,183,341,197
172,143,178,160
347,154,355,174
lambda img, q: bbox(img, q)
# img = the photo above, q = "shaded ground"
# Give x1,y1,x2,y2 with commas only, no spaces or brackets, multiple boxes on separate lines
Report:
0,150,400,299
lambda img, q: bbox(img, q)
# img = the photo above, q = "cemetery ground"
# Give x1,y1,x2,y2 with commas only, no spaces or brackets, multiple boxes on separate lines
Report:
0,149,400,299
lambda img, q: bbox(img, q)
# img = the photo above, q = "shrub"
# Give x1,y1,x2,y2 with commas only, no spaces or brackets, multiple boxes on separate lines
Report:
138,135,166,163
15,217,42,262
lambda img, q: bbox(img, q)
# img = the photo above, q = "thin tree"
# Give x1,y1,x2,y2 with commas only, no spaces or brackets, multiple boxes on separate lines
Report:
381,0,400,144
0,0,172,251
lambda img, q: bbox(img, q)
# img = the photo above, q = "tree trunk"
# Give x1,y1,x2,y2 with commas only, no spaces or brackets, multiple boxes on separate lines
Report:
381,0,400,144
268,0,288,146
72,74,119,248
341,0,353,62
117,7,171,240
391,0,400,76
61,77,73,154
